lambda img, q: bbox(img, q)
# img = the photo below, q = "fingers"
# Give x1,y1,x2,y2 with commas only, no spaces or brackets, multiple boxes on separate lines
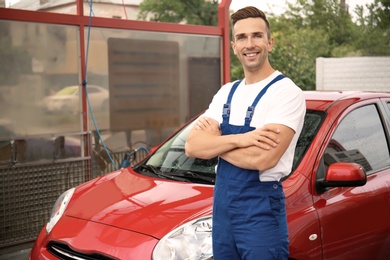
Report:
195,117,221,135
195,117,210,130
256,140,272,150
256,135,278,149
237,128,280,149
262,131,280,146
255,128,280,144
258,125,280,134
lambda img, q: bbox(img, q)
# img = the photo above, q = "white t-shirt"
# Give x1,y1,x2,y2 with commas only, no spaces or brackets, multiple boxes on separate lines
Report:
203,71,306,181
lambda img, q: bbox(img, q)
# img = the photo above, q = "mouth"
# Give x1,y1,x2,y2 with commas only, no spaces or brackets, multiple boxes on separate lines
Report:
244,52,259,58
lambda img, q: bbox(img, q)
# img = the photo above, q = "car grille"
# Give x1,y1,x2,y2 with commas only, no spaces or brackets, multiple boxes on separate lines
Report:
47,242,117,260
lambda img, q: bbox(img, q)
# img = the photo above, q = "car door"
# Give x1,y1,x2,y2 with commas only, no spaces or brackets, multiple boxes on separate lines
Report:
315,99,390,259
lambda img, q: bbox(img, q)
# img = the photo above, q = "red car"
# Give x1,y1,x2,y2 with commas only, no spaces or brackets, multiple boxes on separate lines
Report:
30,91,390,260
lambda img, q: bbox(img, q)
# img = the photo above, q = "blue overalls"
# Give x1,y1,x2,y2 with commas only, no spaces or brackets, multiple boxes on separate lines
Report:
212,75,289,260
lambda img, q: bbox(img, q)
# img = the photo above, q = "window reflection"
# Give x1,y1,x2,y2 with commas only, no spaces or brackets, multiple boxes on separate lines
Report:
85,27,221,150
0,19,221,163
0,20,80,140
324,105,390,173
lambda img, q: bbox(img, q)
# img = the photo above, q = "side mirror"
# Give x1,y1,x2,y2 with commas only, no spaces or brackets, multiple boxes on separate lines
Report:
317,162,367,193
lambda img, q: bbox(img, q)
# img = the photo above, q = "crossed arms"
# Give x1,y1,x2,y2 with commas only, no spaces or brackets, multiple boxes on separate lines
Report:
184,116,295,172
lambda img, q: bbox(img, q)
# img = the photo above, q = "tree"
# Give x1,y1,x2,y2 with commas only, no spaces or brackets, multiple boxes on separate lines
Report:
232,0,362,88
138,0,219,26
354,0,390,56
138,0,389,90
269,27,330,90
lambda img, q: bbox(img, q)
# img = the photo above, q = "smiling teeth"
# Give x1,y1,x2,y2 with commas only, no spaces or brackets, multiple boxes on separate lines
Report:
246,53,256,57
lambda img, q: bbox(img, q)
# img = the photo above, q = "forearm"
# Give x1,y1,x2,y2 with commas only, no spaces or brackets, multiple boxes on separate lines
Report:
221,146,276,172
185,130,239,159
221,124,295,172
185,117,282,161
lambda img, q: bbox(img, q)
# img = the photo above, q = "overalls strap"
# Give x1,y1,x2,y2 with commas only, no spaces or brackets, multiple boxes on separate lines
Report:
214,74,289,259
244,74,286,126
222,80,242,124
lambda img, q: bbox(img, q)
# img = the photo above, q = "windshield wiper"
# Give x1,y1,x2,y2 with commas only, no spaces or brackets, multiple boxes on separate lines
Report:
135,164,191,182
168,170,215,184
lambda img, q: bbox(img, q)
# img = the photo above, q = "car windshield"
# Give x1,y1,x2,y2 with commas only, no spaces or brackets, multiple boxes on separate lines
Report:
136,110,325,184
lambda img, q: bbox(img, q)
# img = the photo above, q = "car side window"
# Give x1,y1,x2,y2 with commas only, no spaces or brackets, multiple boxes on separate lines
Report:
323,104,390,175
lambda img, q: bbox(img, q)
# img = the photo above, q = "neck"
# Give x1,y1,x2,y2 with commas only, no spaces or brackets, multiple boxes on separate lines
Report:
244,65,275,85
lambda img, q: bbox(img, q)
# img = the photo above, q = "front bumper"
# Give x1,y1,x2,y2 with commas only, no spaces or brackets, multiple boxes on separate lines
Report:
29,215,158,260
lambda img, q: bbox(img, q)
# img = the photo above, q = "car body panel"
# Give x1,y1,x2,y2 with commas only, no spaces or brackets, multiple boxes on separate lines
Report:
30,91,390,260
31,215,158,260
309,98,390,259
316,170,390,259
65,169,214,239
283,171,323,259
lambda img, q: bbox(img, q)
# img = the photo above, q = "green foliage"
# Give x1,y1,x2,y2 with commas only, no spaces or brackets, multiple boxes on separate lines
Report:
230,55,243,81
270,27,330,90
265,0,388,89
138,0,389,90
138,0,219,26
353,0,390,56
269,0,361,89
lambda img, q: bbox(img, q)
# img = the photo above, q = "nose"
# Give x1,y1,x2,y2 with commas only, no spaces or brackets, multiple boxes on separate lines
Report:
245,36,256,49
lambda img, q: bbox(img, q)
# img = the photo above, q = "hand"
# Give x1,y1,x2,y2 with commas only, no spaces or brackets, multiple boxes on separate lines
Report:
195,116,221,136
237,126,280,150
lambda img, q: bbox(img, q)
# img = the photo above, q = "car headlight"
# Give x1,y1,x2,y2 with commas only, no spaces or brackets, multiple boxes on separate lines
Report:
152,216,213,260
46,188,75,234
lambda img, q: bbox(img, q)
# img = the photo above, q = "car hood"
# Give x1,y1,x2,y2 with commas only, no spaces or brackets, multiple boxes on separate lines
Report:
65,169,214,239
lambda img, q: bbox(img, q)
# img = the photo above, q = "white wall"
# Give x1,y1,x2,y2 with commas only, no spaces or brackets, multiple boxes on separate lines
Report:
316,57,390,91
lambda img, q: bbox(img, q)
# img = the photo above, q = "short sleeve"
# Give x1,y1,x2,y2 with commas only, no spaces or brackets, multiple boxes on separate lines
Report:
265,82,306,133
202,82,236,124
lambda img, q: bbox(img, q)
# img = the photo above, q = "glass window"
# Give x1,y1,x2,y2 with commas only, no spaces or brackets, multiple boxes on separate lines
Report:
0,20,81,163
6,0,77,15
0,20,80,138
144,110,325,177
0,19,221,163
293,110,325,171
85,27,221,150
323,104,390,174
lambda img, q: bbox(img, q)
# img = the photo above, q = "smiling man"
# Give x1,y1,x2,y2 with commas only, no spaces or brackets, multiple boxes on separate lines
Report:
185,6,306,260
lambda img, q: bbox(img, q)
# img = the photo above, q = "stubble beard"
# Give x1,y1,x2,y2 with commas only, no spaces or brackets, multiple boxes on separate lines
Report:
243,52,267,73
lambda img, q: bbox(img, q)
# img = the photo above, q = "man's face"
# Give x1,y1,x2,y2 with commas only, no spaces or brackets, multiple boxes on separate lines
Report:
231,18,274,72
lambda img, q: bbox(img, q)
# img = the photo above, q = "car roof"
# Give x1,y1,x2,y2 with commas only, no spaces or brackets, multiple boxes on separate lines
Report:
304,90,390,111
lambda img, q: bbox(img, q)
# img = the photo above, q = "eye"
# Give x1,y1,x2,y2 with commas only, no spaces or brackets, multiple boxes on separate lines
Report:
236,35,246,41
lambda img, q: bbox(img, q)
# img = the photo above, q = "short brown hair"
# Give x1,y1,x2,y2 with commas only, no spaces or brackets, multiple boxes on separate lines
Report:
231,6,271,39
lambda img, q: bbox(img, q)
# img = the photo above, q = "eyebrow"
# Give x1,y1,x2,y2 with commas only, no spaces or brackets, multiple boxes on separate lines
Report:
235,31,265,39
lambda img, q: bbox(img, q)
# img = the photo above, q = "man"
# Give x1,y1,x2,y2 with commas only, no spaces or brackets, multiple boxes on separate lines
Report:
185,6,306,260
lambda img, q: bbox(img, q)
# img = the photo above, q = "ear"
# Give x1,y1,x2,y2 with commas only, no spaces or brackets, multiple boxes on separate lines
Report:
268,37,274,52
231,41,237,55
